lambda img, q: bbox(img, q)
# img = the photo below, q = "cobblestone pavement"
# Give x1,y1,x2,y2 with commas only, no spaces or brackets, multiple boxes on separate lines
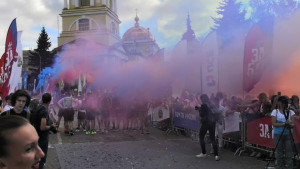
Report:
45,127,270,169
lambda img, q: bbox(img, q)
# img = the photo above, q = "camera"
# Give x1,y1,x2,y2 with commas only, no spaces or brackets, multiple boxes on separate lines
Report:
49,125,58,134
278,96,291,110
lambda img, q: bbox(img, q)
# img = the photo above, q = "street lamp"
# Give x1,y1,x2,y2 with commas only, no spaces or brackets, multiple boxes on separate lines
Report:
39,54,41,74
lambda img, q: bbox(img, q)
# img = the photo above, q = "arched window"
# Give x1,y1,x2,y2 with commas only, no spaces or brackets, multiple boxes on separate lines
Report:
78,19,89,31
80,0,90,6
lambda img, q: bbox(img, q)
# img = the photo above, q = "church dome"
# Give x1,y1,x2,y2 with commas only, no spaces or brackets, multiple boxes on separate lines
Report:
122,15,154,41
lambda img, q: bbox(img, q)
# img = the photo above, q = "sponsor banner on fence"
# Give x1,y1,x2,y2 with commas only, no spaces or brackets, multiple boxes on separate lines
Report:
247,117,275,148
223,112,241,133
247,116,275,148
173,108,199,132
247,116,300,148
152,106,170,122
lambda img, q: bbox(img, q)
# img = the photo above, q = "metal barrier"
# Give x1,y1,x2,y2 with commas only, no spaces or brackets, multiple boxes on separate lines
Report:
161,105,300,168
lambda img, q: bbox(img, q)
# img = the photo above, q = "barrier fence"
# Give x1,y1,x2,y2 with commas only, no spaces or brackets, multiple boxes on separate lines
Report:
156,105,300,159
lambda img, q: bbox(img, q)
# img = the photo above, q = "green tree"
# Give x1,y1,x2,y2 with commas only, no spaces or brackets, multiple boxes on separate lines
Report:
212,0,250,45
28,27,56,90
28,27,54,73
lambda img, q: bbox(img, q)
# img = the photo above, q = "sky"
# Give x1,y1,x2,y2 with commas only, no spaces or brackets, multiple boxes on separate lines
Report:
0,0,221,53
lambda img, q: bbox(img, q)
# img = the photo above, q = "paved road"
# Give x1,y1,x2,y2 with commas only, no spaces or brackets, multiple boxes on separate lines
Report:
45,127,270,169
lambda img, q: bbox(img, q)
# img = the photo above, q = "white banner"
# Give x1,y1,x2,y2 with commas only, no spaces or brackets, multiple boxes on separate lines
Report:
9,31,23,94
223,112,241,133
201,31,219,96
151,106,170,122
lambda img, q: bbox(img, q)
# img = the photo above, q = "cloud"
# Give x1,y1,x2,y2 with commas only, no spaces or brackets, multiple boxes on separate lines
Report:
118,0,221,48
0,0,221,52
0,0,62,52
118,0,162,23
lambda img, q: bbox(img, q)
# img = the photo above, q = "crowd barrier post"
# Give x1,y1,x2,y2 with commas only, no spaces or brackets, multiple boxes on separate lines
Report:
234,111,246,156
165,105,181,135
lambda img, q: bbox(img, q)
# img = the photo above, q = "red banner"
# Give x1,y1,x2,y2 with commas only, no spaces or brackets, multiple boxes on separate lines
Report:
247,116,275,148
0,19,18,98
247,116,300,147
243,24,270,92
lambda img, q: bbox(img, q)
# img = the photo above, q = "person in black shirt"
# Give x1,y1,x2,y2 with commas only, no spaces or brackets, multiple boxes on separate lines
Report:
1,90,31,119
195,94,220,161
33,93,57,169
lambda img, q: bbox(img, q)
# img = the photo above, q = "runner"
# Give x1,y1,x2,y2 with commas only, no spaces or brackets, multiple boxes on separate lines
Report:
57,91,79,136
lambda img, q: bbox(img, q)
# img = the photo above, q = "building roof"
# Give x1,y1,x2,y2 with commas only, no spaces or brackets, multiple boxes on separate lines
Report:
181,13,196,41
122,14,154,42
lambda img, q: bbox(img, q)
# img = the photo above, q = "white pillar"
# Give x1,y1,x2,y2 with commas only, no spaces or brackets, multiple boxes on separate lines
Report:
75,0,79,7
113,0,117,13
90,0,94,6
76,20,79,30
102,0,107,6
110,0,113,10
64,0,68,9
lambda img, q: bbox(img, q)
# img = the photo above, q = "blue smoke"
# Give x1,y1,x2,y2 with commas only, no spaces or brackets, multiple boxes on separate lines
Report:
35,67,53,93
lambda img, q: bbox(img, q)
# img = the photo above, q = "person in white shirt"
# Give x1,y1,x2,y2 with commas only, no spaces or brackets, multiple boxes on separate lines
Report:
271,96,295,169
57,91,80,136
2,94,13,113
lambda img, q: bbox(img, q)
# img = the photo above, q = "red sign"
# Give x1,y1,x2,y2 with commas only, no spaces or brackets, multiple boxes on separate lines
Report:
243,24,270,92
247,116,275,148
247,116,300,147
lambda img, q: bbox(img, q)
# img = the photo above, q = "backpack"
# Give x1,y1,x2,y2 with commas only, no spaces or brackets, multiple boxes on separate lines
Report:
28,99,43,126
200,103,218,123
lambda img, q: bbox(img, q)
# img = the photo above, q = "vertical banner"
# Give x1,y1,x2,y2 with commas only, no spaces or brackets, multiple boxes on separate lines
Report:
9,31,23,94
243,24,270,92
78,75,82,93
201,31,219,96
23,70,28,90
0,19,18,98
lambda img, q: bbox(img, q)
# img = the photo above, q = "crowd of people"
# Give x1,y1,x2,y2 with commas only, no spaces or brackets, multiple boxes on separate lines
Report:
0,88,300,168
53,88,154,136
178,90,300,168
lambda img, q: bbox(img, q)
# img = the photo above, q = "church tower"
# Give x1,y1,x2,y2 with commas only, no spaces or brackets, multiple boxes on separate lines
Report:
58,0,121,47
